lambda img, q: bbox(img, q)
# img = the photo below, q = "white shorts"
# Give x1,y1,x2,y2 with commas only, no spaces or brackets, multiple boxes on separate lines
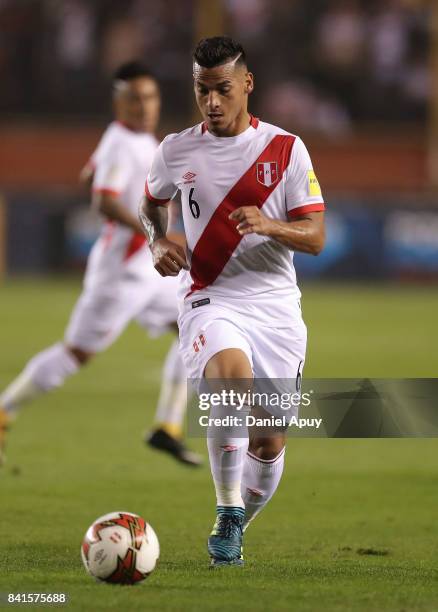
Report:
178,297,307,383
65,273,178,353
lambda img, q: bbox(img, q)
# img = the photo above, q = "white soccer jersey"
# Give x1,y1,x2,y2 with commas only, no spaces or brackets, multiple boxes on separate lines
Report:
86,121,159,287
145,115,325,310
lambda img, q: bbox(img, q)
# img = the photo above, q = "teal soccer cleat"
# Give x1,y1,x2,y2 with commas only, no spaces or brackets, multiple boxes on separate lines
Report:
208,506,245,567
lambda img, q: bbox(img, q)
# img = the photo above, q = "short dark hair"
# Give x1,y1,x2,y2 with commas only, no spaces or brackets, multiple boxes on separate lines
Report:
113,61,156,83
193,36,247,69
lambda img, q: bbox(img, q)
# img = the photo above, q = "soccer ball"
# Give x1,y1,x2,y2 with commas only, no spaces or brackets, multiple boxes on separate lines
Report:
81,511,159,584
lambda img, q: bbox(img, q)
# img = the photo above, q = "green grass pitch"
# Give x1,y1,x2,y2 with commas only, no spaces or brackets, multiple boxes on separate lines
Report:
1,278,437,611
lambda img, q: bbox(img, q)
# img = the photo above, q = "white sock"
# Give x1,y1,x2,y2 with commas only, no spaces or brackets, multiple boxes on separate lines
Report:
207,403,249,508
241,447,285,530
153,339,188,437
0,343,80,414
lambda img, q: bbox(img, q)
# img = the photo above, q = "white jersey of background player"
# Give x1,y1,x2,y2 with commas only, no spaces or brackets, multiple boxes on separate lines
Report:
0,62,201,467
139,37,325,566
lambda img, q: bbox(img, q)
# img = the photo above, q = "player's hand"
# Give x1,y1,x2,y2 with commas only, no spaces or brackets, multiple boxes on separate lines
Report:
229,206,275,236
150,238,189,277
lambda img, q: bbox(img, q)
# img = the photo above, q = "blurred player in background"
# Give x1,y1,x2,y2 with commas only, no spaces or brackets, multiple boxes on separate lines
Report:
0,62,201,468
139,37,325,566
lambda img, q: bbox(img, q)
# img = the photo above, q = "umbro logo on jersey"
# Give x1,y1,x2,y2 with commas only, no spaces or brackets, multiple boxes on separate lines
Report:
183,171,196,184
256,162,279,187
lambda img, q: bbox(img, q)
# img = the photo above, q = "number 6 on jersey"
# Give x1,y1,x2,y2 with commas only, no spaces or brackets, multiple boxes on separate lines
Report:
189,188,200,219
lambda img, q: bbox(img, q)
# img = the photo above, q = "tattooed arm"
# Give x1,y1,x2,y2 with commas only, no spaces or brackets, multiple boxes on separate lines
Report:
139,196,188,277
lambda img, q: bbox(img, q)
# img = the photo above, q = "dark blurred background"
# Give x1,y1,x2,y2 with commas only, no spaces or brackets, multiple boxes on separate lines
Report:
0,0,436,280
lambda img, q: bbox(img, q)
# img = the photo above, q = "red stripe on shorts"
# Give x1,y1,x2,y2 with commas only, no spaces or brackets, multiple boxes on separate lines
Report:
188,134,296,295
102,220,115,250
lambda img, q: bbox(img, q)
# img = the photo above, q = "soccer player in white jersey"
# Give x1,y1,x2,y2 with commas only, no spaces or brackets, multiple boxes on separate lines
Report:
139,38,325,566
0,62,201,468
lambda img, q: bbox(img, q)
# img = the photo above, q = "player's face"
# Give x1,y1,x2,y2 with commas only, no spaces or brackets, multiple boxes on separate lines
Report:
114,77,160,133
194,62,254,136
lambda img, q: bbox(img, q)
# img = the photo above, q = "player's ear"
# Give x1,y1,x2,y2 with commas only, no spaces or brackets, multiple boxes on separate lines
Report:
245,72,254,95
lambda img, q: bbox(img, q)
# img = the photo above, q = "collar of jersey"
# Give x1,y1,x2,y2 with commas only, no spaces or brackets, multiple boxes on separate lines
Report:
201,114,259,144
115,120,153,137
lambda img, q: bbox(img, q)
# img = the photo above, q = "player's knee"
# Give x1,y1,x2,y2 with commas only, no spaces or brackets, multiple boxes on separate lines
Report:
249,436,285,461
66,346,93,366
204,348,252,379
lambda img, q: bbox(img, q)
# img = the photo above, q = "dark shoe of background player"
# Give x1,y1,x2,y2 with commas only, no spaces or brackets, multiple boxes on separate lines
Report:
145,427,203,467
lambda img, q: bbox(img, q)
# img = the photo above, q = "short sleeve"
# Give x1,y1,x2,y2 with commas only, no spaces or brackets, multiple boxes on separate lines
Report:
83,127,112,176
92,139,133,197
145,138,178,204
285,137,325,218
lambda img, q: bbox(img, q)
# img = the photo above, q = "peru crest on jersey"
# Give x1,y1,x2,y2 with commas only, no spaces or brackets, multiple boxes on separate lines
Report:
257,161,278,187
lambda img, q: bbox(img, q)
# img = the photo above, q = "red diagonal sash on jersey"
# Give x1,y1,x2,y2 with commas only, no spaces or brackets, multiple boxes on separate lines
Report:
188,134,296,295
123,232,147,261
